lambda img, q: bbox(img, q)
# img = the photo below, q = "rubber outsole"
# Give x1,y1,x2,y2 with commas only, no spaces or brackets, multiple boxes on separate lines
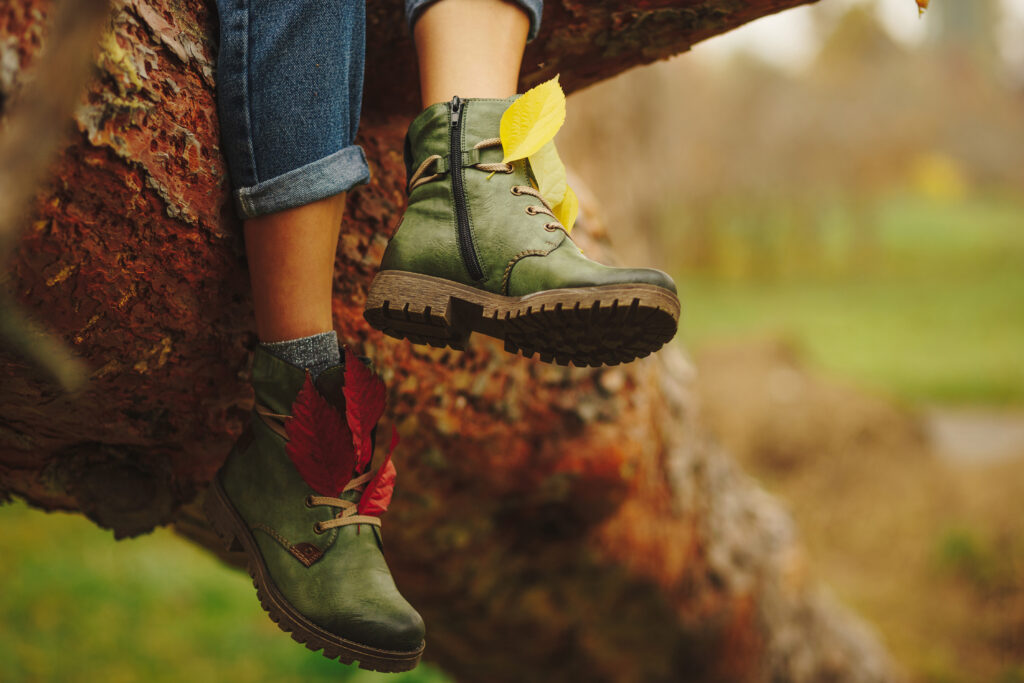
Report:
202,480,425,673
363,270,680,367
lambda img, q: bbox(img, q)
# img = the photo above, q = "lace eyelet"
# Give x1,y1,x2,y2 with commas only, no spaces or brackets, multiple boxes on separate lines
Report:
544,223,560,232
304,495,314,508
312,521,325,535
525,206,539,215
510,186,523,196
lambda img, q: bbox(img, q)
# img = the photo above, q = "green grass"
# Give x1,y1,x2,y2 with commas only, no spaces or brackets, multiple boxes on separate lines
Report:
669,192,1024,404
0,501,450,683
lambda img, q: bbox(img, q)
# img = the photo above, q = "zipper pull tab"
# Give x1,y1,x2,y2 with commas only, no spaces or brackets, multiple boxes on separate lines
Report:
450,95,462,127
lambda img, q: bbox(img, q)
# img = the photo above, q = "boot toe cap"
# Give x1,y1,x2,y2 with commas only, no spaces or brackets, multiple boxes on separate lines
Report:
598,265,677,294
507,243,678,296
263,532,426,654
319,596,425,652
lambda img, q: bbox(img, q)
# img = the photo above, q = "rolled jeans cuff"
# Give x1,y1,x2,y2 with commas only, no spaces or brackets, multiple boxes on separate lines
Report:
405,0,543,41
234,144,371,219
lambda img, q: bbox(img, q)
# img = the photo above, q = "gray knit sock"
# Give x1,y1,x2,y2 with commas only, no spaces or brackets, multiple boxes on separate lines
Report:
260,330,341,380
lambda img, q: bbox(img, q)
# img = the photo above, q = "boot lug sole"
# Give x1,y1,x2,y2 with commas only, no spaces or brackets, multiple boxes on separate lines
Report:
202,479,425,673
364,270,680,367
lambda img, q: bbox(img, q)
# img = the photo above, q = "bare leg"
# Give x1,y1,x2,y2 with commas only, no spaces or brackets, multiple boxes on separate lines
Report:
414,0,530,107
246,0,527,344
244,193,346,342
245,0,527,343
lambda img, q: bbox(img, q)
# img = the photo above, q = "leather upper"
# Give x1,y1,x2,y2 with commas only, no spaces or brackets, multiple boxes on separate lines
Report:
219,348,424,652
382,97,677,298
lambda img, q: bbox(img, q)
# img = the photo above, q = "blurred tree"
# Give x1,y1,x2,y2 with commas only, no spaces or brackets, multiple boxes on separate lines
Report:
928,0,1000,73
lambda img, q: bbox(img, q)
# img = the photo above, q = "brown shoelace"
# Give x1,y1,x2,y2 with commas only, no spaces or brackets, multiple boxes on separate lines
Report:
255,404,383,533
306,470,382,533
407,138,568,235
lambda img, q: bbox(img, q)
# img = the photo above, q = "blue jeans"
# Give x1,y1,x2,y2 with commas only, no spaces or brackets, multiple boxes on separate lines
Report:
215,0,543,219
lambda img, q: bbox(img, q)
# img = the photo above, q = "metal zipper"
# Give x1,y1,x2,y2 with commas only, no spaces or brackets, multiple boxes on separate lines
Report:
450,96,484,281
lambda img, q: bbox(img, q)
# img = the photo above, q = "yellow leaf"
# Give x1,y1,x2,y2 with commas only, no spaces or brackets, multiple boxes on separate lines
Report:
500,76,566,164
916,0,929,15
553,185,579,233
528,140,568,209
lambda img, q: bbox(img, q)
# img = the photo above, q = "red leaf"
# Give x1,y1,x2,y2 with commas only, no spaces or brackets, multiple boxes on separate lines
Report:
342,348,387,472
357,427,399,516
285,373,357,496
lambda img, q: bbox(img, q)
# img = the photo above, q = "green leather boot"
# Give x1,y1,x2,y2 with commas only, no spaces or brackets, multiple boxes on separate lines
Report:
203,347,424,672
364,96,680,367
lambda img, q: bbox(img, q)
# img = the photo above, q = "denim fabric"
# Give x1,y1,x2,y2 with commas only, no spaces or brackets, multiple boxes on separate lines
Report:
405,0,543,41
215,0,543,219
215,0,368,219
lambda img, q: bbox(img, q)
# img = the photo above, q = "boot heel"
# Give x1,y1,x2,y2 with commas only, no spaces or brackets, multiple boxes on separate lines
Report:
364,271,472,350
203,482,243,552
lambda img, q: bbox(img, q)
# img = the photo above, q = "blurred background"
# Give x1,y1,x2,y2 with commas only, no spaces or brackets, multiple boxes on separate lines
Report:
562,0,1024,680
2,0,1022,680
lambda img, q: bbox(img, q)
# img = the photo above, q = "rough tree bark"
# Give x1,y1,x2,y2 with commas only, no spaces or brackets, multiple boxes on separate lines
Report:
1,1,895,680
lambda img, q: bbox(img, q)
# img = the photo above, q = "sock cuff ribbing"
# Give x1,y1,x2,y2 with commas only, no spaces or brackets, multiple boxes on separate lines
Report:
260,330,341,380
